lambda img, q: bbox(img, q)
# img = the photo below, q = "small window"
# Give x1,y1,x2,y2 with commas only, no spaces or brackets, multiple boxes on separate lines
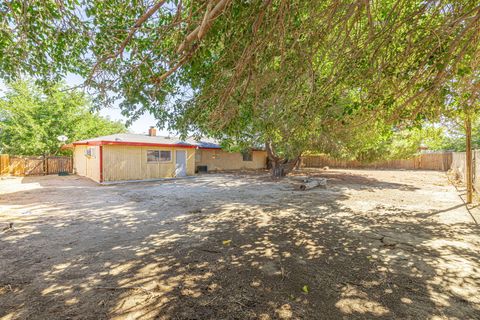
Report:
160,150,171,161
147,150,159,162
85,147,96,158
147,150,171,162
242,150,253,161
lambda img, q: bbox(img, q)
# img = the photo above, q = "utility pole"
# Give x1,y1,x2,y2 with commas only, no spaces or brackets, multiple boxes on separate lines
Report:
465,116,473,204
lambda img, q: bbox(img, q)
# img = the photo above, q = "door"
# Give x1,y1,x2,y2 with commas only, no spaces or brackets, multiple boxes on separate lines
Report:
175,150,187,177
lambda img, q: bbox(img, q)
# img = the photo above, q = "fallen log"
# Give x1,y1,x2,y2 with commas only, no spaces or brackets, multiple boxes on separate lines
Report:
299,178,327,190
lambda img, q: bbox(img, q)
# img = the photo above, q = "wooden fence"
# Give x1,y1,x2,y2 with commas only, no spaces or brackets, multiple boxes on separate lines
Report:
0,154,9,175
450,151,480,192
0,155,73,176
302,152,453,171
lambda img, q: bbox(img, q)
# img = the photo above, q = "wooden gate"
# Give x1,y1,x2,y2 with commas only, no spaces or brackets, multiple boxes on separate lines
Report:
25,157,45,175
46,156,73,174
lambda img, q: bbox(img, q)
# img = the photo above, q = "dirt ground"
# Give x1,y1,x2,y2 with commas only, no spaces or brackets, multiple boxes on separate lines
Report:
0,169,479,320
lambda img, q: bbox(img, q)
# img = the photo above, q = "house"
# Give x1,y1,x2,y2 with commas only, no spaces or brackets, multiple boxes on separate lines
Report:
72,127,267,183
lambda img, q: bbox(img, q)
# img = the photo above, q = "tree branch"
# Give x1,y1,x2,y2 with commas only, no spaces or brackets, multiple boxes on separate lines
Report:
87,0,167,82
177,0,232,53
153,0,232,84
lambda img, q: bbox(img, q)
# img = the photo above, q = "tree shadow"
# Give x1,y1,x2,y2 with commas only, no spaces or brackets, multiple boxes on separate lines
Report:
0,171,479,319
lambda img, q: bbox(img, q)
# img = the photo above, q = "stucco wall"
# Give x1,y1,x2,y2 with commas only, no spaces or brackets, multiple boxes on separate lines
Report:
102,145,195,182
73,145,101,182
195,149,267,171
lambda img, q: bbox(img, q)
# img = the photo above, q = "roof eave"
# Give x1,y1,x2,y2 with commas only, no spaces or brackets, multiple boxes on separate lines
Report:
71,140,264,151
72,140,197,149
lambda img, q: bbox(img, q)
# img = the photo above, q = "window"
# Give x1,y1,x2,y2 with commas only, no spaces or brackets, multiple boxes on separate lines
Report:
85,147,96,158
147,150,159,162
242,150,253,161
147,150,171,162
160,151,172,161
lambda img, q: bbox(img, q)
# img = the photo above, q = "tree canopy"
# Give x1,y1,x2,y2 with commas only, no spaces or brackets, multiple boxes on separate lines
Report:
1,1,479,172
0,81,126,155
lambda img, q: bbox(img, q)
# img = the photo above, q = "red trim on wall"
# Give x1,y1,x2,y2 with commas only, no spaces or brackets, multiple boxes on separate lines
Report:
73,140,196,149
99,145,103,183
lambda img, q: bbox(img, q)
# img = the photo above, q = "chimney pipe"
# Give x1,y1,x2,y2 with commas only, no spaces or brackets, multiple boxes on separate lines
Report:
148,126,157,136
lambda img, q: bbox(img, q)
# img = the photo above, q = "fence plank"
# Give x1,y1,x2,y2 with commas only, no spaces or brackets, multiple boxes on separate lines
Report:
0,155,73,176
46,156,73,174
0,154,9,174
25,157,45,175
302,152,453,171
9,157,24,175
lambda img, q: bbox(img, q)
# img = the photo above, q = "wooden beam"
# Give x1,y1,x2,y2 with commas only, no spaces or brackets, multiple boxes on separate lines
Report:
465,116,473,204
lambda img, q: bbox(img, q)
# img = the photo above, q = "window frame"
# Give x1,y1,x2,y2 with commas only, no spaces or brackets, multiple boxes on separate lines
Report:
146,150,172,163
85,147,96,158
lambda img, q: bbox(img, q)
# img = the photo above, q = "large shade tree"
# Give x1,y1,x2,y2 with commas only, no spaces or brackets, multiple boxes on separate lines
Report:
1,0,478,175
0,81,127,155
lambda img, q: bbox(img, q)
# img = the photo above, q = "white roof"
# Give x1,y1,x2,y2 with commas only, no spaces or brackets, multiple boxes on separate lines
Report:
73,133,221,149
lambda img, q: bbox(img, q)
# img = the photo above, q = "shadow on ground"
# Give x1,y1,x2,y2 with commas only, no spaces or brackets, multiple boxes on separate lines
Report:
0,170,479,319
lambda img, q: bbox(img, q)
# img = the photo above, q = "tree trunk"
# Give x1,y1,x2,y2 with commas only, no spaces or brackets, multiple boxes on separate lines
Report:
265,141,301,178
299,178,327,190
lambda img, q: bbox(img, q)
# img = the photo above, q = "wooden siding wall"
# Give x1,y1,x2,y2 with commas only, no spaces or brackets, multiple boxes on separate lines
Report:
195,149,267,171
73,145,100,182
302,152,453,171
0,154,72,176
73,146,87,176
102,145,195,182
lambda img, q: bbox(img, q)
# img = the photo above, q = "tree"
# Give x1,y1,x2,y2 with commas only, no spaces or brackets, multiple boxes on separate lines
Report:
0,1,478,175
0,81,126,155
437,63,480,203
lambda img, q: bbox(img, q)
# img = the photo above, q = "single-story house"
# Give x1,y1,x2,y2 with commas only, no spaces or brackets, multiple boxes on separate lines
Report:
72,127,267,183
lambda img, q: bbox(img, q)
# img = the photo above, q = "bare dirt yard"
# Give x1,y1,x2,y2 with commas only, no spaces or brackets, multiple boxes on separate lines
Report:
1,169,479,320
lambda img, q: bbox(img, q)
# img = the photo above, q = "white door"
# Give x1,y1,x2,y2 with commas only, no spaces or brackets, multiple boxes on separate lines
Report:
175,150,187,177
